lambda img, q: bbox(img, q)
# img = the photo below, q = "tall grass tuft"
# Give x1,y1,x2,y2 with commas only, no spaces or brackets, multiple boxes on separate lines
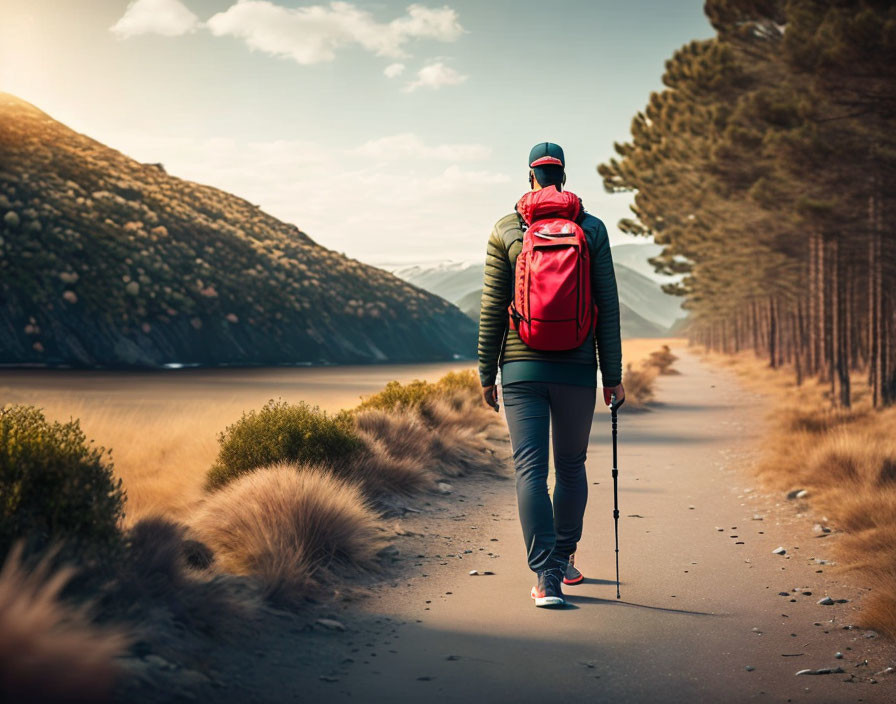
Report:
0,544,128,703
191,463,385,603
354,408,504,479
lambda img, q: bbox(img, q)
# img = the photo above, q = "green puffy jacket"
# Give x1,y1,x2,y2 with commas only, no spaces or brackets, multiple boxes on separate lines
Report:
477,210,622,388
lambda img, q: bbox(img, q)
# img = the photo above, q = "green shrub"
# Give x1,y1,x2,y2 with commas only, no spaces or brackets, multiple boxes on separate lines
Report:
356,379,433,412
206,400,363,490
0,405,125,559
356,369,480,413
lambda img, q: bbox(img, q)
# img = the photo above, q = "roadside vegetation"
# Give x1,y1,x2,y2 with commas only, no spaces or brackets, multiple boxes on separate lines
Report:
0,369,506,701
622,344,680,410
0,344,675,699
702,349,896,638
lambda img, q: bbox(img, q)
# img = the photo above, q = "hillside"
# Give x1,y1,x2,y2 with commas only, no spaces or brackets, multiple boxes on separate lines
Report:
0,94,476,367
394,256,684,336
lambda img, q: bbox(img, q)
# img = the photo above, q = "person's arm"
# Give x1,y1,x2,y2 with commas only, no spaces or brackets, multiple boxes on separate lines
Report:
478,226,512,396
589,218,623,399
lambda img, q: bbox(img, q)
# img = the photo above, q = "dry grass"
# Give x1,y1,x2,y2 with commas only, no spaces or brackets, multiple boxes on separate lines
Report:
622,362,659,410
646,344,680,374
334,436,432,497
25,399,231,527
707,348,896,637
354,406,505,480
0,544,128,703
108,516,232,632
191,463,385,603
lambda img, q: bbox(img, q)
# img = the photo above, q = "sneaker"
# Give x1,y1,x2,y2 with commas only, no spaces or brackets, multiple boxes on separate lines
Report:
530,566,566,608
563,553,584,586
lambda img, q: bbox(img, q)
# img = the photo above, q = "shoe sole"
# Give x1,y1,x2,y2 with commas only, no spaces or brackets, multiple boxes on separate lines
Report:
534,596,566,607
562,574,584,585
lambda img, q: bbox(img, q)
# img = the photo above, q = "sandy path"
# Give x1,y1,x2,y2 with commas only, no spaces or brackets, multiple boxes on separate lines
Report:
279,347,895,703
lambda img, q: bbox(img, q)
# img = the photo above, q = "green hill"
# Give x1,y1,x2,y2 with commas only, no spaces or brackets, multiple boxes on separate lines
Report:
0,94,475,367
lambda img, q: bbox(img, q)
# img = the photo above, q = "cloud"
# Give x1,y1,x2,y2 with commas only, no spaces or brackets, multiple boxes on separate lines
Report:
354,133,489,161
404,61,467,91
104,129,513,266
205,1,463,65
384,62,405,78
110,0,200,38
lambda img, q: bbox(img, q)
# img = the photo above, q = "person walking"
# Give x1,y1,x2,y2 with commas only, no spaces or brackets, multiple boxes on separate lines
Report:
478,142,624,607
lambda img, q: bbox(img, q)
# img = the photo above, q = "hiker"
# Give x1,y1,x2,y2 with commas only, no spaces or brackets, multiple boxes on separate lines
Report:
478,142,624,607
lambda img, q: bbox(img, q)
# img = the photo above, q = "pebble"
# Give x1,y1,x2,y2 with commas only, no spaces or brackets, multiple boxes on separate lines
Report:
835,652,843,659
817,597,835,606
319,675,339,683
751,627,762,634
745,666,755,672
796,667,844,676
316,618,347,631
468,570,479,576
752,515,763,521
874,667,894,676
446,655,460,661
812,523,831,535
772,547,787,555
786,489,804,500
437,482,452,494
864,630,878,639
715,527,724,532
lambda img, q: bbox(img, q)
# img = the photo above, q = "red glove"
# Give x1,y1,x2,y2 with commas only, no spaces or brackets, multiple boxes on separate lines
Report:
603,384,625,407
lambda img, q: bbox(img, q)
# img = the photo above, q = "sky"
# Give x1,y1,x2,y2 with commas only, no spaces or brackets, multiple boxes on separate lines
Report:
0,1,713,267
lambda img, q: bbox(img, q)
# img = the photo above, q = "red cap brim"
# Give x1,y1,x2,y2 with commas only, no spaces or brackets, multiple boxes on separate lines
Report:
529,156,564,167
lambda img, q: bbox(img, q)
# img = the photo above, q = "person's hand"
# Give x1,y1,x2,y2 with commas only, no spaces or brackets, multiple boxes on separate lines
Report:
482,384,500,412
603,383,625,408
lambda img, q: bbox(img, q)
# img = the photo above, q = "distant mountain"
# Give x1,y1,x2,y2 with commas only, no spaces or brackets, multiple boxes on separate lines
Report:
619,302,669,338
0,94,475,367
610,243,665,282
392,261,484,306
455,289,482,321
613,263,684,329
393,251,684,337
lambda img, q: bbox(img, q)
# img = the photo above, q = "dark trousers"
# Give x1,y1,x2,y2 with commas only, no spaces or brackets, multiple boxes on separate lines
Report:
501,381,596,573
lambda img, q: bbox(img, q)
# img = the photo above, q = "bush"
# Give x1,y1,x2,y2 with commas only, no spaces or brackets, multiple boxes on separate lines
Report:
206,400,363,490
355,369,481,413
0,543,128,703
0,405,125,559
646,345,679,374
621,363,658,410
192,463,384,603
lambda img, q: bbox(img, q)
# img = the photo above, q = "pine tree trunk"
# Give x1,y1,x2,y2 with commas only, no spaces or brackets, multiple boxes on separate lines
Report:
768,298,776,369
828,237,838,403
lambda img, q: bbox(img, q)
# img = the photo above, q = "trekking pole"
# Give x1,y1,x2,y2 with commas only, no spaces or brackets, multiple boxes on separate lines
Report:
610,393,622,599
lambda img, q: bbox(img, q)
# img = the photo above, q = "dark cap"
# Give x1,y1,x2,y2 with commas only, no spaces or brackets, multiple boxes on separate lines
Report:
528,142,565,168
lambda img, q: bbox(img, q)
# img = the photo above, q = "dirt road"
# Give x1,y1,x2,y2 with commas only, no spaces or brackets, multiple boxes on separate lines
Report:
278,347,895,703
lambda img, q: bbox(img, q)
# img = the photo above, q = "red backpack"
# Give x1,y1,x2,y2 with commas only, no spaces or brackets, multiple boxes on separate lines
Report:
508,187,596,351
